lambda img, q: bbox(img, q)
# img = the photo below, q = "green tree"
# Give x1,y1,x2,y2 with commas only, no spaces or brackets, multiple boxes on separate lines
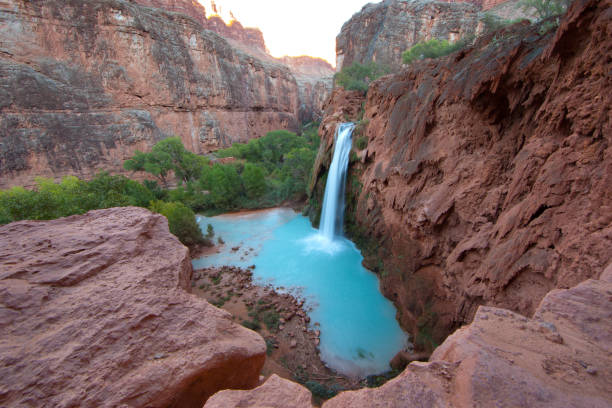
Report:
124,137,208,186
124,149,172,186
241,163,267,199
149,200,205,246
281,147,316,197
207,164,242,208
520,0,572,20
402,38,470,65
334,62,390,93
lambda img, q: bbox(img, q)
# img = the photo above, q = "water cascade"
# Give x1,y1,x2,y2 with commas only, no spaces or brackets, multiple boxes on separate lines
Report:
193,122,407,376
319,123,355,239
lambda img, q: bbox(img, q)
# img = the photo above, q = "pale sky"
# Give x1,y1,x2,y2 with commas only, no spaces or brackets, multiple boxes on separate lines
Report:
198,0,376,66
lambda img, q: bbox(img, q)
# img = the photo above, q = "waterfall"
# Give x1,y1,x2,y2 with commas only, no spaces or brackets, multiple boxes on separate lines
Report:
319,122,355,240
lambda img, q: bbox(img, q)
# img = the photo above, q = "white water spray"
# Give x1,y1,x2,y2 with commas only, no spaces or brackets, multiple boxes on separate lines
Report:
319,122,355,240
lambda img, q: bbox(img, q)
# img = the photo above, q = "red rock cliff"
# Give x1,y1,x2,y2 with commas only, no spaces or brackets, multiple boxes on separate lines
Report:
314,0,612,349
0,0,331,189
336,0,481,71
132,0,268,51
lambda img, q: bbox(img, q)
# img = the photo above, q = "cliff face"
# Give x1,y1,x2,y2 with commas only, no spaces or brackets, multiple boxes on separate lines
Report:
132,0,267,51
0,0,331,189
0,207,266,407
314,0,612,348
336,0,481,71
281,57,334,123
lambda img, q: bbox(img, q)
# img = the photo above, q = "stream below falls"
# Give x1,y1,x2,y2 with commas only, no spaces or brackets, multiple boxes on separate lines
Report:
193,208,407,377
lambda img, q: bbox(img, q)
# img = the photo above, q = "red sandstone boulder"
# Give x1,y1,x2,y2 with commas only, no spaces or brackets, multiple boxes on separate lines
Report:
0,207,266,408
324,268,612,407
204,374,312,408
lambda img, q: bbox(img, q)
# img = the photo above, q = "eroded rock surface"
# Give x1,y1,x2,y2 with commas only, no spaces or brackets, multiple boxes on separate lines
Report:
281,56,334,123
315,0,612,347
205,374,312,408
324,268,612,407
132,0,267,51
0,207,266,408
336,0,480,70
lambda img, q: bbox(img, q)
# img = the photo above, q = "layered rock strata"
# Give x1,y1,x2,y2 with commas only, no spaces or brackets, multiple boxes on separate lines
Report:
0,207,266,407
132,0,267,51
315,0,612,347
281,56,334,123
0,0,332,189
336,0,481,71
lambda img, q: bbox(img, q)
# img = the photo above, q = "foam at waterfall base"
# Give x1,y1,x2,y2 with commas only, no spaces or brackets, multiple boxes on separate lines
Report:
194,208,407,377
300,233,348,256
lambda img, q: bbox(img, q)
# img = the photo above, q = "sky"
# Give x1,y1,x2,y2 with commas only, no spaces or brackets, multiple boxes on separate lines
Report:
198,0,376,66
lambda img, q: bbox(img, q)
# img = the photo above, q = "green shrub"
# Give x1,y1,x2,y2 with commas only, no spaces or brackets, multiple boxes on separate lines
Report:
480,12,527,33
241,320,261,331
304,381,339,400
0,173,154,224
262,311,280,331
402,38,471,65
520,0,572,21
334,62,390,93
355,136,368,150
149,200,205,246
265,338,275,356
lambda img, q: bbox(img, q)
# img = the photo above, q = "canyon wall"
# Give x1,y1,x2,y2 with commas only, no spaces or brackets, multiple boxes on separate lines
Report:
281,56,334,123
314,0,612,349
336,0,481,71
0,0,332,189
132,0,268,51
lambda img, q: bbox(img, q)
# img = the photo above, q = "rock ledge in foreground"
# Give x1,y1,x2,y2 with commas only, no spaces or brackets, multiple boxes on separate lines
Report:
0,207,266,408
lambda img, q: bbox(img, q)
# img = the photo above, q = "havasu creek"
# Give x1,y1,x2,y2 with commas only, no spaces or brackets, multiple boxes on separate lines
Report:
1,0,611,407
193,209,407,377
193,123,407,378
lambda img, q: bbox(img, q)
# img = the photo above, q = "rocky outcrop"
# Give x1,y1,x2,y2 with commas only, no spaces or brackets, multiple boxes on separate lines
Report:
132,0,267,51
199,264,612,407
0,207,266,407
205,374,313,408
314,0,612,349
336,0,481,71
0,0,331,189
323,267,612,407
